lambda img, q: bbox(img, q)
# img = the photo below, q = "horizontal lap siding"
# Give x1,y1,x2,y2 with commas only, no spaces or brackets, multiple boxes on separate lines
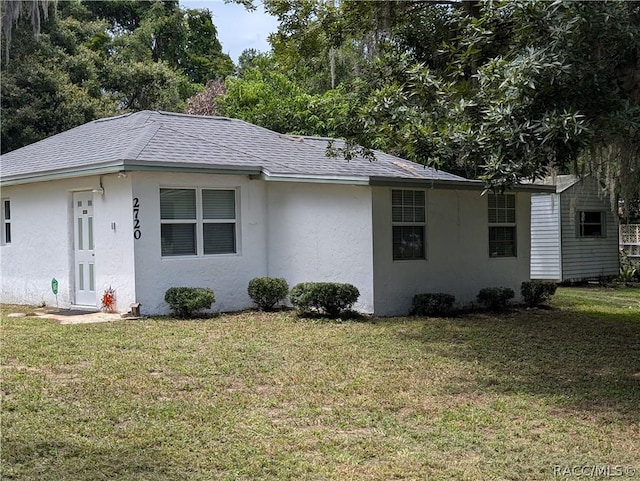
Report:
560,178,619,280
531,194,561,280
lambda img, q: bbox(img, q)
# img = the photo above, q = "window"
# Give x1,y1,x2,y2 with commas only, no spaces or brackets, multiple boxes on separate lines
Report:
1,199,10,245
579,211,604,237
392,189,425,260
160,188,237,257
488,193,516,257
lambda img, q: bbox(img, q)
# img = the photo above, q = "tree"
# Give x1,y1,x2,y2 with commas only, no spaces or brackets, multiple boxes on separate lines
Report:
1,1,119,153
1,0,233,152
242,0,639,204
186,79,226,116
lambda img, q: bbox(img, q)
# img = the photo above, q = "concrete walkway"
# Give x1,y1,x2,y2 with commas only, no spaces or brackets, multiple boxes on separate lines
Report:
7,308,125,324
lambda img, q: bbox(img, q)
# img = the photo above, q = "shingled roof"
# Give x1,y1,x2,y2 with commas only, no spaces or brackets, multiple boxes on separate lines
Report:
1,110,474,187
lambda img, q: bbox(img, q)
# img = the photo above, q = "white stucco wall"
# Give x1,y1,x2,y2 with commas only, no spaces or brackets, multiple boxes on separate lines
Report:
93,175,137,312
266,182,375,313
0,175,136,311
130,172,268,314
372,187,532,316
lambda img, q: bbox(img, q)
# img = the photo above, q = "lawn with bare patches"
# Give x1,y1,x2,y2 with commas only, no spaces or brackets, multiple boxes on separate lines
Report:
2,287,639,480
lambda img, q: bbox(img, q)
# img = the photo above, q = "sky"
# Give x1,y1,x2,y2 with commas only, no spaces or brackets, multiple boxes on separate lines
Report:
179,0,279,63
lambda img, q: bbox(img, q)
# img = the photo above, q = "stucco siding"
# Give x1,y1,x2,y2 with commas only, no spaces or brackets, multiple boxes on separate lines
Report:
0,175,136,310
131,172,268,314
93,175,137,311
372,188,531,316
530,193,561,280
266,182,375,313
560,178,619,280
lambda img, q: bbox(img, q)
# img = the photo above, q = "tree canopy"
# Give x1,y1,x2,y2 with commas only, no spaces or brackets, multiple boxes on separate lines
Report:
2,0,638,210
213,0,639,206
1,0,233,153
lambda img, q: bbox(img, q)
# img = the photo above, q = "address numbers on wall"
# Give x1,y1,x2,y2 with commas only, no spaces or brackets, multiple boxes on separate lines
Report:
133,197,141,239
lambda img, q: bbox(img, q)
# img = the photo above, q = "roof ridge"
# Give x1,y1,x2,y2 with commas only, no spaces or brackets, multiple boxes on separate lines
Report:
154,110,236,122
123,122,162,161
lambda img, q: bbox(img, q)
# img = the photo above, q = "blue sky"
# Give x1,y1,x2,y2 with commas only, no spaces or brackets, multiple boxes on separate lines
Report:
179,0,279,63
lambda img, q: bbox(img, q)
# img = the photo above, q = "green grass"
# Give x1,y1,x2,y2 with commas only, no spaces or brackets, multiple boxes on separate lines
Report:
2,287,639,480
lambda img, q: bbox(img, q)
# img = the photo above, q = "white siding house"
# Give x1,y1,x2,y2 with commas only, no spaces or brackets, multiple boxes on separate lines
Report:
1,111,552,315
531,175,619,282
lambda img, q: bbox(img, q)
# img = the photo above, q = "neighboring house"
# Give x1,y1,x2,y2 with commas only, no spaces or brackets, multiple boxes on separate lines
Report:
1,111,551,316
530,175,619,282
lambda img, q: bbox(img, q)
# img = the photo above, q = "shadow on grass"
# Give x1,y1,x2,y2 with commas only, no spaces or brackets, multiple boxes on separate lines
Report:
1,439,188,480
404,306,640,421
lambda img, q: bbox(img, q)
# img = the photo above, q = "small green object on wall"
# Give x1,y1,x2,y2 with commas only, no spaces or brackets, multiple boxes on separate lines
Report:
51,278,58,295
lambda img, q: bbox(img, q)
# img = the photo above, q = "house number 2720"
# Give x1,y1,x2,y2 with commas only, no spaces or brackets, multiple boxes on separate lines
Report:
133,197,141,239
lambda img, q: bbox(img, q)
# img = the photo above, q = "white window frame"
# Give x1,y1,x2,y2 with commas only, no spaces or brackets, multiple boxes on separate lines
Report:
391,189,426,261
488,193,517,258
160,187,238,257
1,198,10,245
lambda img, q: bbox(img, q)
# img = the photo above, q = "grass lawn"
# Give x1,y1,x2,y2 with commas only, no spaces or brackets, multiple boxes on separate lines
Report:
2,287,639,480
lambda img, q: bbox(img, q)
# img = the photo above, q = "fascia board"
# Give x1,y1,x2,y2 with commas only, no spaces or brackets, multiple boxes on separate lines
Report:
255,171,370,185
369,177,556,192
0,160,262,186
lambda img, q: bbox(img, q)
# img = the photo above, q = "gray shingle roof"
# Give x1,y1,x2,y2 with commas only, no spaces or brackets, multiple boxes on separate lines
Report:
1,110,471,185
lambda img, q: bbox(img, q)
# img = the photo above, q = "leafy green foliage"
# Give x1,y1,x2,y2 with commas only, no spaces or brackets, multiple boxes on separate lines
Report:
164,287,215,318
1,0,232,152
520,281,558,307
235,0,639,204
289,282,360,318
218,66,313,134
247,277,289,311
477,287,515,311
410,293,456,317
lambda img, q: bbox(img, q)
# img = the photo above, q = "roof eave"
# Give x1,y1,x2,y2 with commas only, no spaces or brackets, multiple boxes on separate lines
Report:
255,171,370,185
0,160,263,186
0,163,126,186
369,176,484,190
369,176,557,192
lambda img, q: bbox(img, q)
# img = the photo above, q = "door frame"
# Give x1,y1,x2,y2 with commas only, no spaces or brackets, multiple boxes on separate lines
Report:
72,191,97,307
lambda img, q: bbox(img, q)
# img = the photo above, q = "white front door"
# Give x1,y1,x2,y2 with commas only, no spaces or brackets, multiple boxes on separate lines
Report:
73,192,96,306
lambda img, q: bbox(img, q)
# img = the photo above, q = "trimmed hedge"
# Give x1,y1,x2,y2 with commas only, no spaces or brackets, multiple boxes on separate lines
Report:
290,282,360,318
410,293,456,317
520,280,557,307
476,287,514,311
164,287,215,318
248,277,289,311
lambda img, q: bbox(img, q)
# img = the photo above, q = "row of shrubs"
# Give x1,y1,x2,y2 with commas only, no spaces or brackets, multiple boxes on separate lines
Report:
165,278,360,318
411,280,558,316
165,279,558,318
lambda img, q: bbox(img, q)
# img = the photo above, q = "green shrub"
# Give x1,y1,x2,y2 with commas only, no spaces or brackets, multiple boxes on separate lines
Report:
410,293,456,316
164,287,215,318
476,287,515,310
520,280,558,307
248,277,289,311
290,282,360,318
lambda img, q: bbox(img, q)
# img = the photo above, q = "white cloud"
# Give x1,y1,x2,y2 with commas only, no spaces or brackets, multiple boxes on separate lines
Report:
180,0,278,62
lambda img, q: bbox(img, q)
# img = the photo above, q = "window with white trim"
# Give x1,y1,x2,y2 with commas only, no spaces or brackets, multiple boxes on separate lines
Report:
579,211,604,237
160,188,237,257
1,199,10,245
488,193,516,257
392,189,426,260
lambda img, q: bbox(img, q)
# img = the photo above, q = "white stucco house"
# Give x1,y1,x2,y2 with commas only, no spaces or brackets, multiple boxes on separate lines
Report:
0,111,552,316
530,175,619,282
